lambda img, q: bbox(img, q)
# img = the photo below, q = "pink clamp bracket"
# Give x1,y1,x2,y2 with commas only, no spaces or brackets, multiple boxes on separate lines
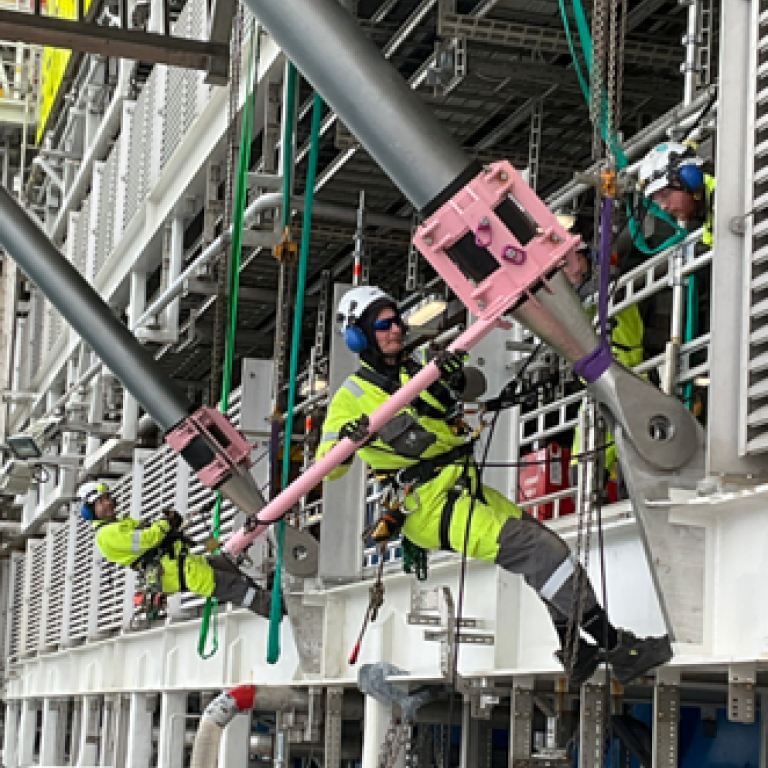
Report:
414,161,580,325
165,406,253,490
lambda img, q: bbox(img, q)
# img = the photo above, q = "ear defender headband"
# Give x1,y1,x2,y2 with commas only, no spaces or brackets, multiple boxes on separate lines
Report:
667,147,705,194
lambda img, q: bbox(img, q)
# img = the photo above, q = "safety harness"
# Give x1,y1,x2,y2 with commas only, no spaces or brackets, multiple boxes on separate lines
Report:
356,359,482,553
96,517,190,592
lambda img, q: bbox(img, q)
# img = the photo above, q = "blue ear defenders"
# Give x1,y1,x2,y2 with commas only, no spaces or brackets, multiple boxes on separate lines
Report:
80,503,95,521
344,325,368,353
675,163,705,194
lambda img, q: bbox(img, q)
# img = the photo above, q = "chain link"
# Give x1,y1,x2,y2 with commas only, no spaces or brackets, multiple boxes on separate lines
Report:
378,718,412,768
615,0,628,132
210,6,245,406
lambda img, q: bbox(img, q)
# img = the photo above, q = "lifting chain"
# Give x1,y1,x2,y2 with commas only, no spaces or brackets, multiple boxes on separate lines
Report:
606,0,618,145
590,0,608,159
378,717,412,768
210,5,246,406
615,0,628,132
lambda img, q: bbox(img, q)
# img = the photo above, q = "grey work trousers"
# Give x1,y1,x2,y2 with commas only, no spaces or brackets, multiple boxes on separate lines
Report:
494,513,598,621
208,555,271,618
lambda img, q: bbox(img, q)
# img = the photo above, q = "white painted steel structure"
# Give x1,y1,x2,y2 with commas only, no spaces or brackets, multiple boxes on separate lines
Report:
1,0,768,765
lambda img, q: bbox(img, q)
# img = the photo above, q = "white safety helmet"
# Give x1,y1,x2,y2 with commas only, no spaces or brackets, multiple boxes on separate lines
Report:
638,142,704,198
336,286,397,354
78,480,111,521
336,286,393,334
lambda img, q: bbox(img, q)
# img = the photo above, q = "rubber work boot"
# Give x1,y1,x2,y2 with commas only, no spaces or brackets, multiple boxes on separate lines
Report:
606,630,673,685
554,641,601,688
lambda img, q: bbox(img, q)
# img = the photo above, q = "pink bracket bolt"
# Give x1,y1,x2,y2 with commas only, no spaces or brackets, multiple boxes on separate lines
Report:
502,245,526,265
475,217,492,248
414,160,581,324
166,406,253,490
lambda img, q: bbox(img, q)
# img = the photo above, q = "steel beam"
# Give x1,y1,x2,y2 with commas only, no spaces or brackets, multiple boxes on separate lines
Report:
0,10,228,71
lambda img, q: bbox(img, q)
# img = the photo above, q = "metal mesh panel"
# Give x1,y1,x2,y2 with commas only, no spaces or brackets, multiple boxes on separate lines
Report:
73,198,91,277
96,475,131,633
7,554,25,661
23,539,46,655
0,560,8,670
45,523,69,649
123,80,149,229
95,145,119,277
68,518,96,641
188,0,216,111
161,67,186,170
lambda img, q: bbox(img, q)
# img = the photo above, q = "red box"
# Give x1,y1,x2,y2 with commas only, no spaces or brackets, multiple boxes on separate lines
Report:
518,443,575,520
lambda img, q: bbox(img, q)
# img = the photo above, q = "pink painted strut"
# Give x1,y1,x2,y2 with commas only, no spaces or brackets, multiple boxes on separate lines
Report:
225,316,500,556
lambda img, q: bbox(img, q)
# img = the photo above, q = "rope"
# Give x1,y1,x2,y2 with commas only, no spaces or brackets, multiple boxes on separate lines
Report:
267,89,325,664
197,23,260,660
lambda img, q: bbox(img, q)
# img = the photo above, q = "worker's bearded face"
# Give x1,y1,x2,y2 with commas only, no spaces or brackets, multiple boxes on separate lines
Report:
374,307,405,359
94,493,116,520
651,187,699,223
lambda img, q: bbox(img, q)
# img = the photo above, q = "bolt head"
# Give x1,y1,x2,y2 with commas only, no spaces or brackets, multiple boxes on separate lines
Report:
499,172,508,181
424,237,433,246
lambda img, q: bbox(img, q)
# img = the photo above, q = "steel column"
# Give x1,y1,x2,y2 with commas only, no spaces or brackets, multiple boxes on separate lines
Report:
3,700,20,768
158,692,187,768
125,692,154,768
77,695,101,766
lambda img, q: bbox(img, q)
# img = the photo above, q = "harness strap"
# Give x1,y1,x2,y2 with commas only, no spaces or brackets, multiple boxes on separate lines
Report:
353,362,458,422
439,490,461,551
396,442,475,486
177,553,188,592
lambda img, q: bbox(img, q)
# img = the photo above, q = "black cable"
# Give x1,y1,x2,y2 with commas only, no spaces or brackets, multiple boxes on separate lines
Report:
442,342,544,766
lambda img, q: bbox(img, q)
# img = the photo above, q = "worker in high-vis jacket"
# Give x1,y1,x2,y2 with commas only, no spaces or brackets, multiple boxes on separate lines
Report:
638,141,715,247
317,286,673,687
78,481,271,617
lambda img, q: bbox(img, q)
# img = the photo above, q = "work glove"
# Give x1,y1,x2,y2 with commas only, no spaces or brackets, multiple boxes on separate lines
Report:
435,349,468,389
339,414,376,444
164,509,184,531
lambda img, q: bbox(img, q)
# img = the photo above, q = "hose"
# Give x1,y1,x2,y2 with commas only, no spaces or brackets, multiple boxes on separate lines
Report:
198,24,260,660
267,89,325,664
190,685,257,768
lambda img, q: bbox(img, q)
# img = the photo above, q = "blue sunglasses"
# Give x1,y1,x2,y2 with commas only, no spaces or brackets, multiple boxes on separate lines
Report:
373,316,407,331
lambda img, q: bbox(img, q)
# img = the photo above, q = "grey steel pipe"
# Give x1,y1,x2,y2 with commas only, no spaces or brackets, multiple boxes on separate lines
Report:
0,185,190,432
240,0,469,210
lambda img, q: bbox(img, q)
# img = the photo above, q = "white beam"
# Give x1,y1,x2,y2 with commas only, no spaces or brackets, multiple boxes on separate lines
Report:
157,692,187,768
125,693,154,768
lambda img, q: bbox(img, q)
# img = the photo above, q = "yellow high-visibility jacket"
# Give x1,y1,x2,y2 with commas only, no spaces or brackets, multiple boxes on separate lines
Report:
93,516,215,596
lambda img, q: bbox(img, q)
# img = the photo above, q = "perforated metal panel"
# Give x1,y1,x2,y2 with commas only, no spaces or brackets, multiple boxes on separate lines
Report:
94,144,119,277
23,539,46,655
45,522,69,649
73,198,91,277
123,78,150,229
68,517,96,642
7,553,26,662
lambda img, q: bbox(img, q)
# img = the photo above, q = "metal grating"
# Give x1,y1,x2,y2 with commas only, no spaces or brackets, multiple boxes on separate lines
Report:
7,553,25,662
68,517,96,642
743,3,768,453
0,559,9,670
44,522,69,649
73,197,91,278
23,538,46,655
94,143,119,277
123,75,151,229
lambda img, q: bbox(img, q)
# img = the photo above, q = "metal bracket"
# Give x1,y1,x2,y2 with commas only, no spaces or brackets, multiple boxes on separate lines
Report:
653,667,680,767
164,406,252,489
358,662,447,722
728,663,756,723
459,677,508,720
407,584,494,677
579,683,606,768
